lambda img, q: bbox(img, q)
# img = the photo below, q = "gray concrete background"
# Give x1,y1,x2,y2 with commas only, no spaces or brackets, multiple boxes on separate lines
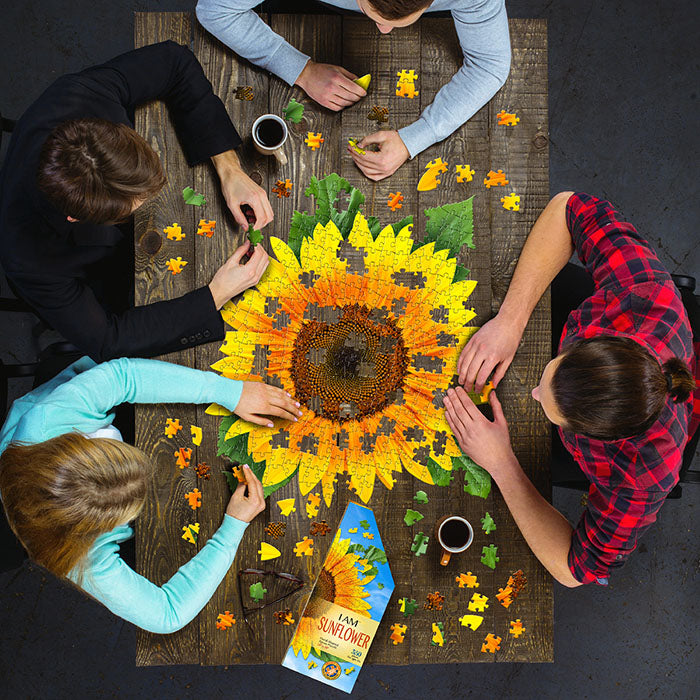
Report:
1,2,698,698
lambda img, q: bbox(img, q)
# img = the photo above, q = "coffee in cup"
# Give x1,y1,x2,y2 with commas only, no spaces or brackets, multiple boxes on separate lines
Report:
252,114,288,165
435,515,474,566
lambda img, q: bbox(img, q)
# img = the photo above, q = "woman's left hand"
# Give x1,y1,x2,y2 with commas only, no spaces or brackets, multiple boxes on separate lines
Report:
235,382,303,427
443,388,516,475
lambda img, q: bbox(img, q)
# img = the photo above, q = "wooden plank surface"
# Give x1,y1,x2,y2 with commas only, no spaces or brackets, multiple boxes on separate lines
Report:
134,12,551,666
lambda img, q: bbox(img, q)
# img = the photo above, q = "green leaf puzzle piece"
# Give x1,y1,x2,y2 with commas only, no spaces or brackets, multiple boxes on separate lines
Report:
480,544,499,569
453,454,491,499
283,98,305,124
411,532,429,556
399,597,419,617
422,197,474,258
413,490,429,504
247,224,263,245
403,509,424,526
481,512,496,534
359,520,370,529
249,581,267,601
182,186,206,207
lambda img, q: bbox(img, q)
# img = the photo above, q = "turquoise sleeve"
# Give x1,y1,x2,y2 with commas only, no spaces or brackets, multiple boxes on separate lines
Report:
70,515,248,633
9,357,243,444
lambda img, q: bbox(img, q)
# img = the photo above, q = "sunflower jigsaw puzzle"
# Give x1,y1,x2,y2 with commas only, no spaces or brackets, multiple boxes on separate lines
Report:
207,173,491,505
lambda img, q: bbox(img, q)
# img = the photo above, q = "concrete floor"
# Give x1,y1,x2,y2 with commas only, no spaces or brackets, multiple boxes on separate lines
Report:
1,1,698,698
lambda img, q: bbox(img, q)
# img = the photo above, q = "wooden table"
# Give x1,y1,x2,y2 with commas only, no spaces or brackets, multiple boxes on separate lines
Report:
134,11,551,666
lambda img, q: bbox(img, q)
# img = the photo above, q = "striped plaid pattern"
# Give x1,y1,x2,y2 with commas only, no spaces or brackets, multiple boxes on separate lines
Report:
558,193,695,584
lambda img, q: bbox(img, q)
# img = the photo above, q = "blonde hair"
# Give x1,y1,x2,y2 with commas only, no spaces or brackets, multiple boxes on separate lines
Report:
0,433,151,581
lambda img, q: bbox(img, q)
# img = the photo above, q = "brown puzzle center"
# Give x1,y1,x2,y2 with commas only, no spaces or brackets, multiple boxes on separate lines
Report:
291,304,408,422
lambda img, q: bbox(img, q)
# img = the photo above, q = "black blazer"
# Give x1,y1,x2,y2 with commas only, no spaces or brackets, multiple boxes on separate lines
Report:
0,41,241,361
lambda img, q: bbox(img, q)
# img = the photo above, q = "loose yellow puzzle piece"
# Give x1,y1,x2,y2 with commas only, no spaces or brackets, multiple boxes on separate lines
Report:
456,164,475,183
305,132,324,150
258,542,282,561
348,527,358,533
481,633,502,653
431,622,444,647
190,425,203,446
389,623,407,645
509,619,526,637
483,169,509,188
455,572,479,589
459,614,484,630
174,447,192,469
305,492,321,519
468,593,489,613
181,522,199,544
354,73,371,90
166,257,188,275
164,223,184,241
417,157,449,191
362,532,374,539
277,498,296,516
164,418,182,438
216,610,236,629
501,192,521,211
294,536,314,557
196,219,217,237
184,488,202,510
496,109,520,126
348,138,366,155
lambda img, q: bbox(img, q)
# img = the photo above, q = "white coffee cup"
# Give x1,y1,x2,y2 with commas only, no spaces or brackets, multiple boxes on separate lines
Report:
252,114,288,165
436,515,474,566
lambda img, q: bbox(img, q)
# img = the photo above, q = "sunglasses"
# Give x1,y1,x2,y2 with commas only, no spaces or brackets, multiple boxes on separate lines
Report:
237,568,305,632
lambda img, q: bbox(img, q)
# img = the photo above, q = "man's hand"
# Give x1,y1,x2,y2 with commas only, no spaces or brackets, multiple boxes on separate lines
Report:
295,60,366,111
349,130,409,181
457,314,524,391
236,382,303,427
208,242,268,309
225,465,265,522
443,388,516,475
211,150,274,229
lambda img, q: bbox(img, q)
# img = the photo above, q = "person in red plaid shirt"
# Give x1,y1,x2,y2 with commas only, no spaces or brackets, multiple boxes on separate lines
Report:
444,192,696,586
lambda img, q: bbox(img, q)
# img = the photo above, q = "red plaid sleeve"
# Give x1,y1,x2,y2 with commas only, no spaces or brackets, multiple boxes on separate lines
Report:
566,193,671,292
568,481,668,584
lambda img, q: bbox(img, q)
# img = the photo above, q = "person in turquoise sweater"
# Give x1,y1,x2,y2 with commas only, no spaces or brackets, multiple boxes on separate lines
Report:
0,356,302,633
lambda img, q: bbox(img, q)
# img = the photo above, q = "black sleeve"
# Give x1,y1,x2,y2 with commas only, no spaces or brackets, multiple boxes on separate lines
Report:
76,40,242,165
10,271,225,362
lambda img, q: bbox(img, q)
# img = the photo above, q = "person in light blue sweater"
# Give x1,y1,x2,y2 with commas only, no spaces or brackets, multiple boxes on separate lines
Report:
195,0,511,181
0,356,302,633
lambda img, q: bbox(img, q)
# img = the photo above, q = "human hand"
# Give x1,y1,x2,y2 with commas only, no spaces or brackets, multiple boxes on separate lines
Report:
208,242,268,309
349,130,409,181
236,382,303,427
295,60,366,111
457,314,523,392
443,388,516,475
225,465,266,522
220,168,274,230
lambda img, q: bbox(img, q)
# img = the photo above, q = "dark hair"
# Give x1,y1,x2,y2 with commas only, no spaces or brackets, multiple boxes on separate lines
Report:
37,118,166,224
551,336,696,441
367,0,432,20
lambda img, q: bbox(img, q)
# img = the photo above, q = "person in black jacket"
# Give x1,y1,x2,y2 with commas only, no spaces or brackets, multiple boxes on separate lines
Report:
0,41,274,362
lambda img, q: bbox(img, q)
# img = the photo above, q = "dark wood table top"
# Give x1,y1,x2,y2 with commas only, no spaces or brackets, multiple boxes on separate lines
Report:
134,11,551,666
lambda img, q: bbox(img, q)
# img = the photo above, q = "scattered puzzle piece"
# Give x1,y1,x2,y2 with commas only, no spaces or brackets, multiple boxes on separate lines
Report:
456,164,475,183
216,610,236,629
294,536,314,557
403,508,424,526
399,597,419,617
467,380,495,405
184,488,202,510
277,498,296,516
174,447,192,469
483,169,509,188
496,109,520,126
359,520,370,529
196,219,216,237
425,592,445,611
235,85,254,100
190,425,203,446
274,609,296,625
468,593,489,613
247,224,263,246
305,132,324,150
182,186,206,206
431,622,444,647
417,157,448,191
387,192,404,211
509,619,526,637
164,223,184,241
165,418,182,438
194,462,210,479
396,69,419,99
455,572,479,589
310,520,331,536
265,521,287,539
496,586,514,608
348,527,358,533
348,138,366,155
368,105,389,123
481,544,499,569
362,531,374,539
166,256,188,275
411,532,429,556
389,623,407,645
459,614,483,630
258,542,282,561
501,192,521,211
413,490,428,504
481,633,502,654
354,73,371,90
283,97,304,123
272,179,293,198
305,492,321,519
481,512,496,534
181,522,199,544
249,582,267,602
